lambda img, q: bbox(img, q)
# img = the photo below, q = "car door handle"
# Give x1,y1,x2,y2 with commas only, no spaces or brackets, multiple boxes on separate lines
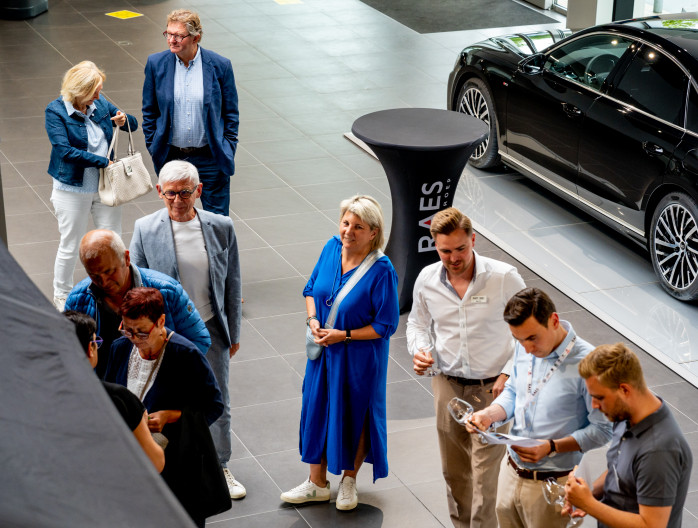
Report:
561,103,583,118
642,142,664,156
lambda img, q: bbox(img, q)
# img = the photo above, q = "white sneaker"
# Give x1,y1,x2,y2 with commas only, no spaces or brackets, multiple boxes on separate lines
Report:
53,296,66,312
336,476,358,511
222,468,246,499
280,478,330,504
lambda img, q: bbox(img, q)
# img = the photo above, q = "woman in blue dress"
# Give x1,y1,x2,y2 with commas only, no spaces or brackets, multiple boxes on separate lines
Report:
280,195,399,511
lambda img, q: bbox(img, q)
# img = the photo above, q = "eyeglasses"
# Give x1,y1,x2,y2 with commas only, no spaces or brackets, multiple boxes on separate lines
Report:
119,321,156,341
163,31,191,43
91,336,104,349
162,189,196,200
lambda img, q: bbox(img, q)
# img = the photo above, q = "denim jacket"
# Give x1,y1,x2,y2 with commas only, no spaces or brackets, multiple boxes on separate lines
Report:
45,95,138,187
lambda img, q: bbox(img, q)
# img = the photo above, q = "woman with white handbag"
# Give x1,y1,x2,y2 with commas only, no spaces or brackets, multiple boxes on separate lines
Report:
45,61,138,311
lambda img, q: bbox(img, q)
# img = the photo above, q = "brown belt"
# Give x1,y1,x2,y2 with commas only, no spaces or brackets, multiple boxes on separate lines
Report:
507,455,570,481
169,145,212,158
444,374,499,386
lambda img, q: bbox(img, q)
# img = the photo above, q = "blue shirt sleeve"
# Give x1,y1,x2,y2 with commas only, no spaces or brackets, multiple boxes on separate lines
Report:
368,261,399,339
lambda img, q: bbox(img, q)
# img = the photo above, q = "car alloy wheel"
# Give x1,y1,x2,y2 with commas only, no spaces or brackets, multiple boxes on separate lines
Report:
456,78,500,169
650,192,698,301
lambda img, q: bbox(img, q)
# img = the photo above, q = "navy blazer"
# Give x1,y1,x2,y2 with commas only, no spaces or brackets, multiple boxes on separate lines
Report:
105,331,223,426
142,47,239,175
45,95,138,186
129,208,242,346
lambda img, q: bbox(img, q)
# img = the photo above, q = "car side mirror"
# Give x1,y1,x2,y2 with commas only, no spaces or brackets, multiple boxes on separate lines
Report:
518,53,545,74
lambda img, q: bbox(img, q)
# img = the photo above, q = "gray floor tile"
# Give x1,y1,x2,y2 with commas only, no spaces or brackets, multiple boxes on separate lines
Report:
285,351,309,378
230,187,313,220
242,117,304,143
386,380,437,433
310,133,367,158
233,319,280,363
268,157,361,187
652,383,698,428
231,220,268,251
262,94,341,119
295,180,389,210
272,241,325,277
208,508,306,528
230,165,288,193
231,397,302,456
206,457,288,523
245,212,337,247
240,247,301,284
299,485,443,527
387,426,442,486
0,163,28,189
241,277,308,319
243,138,330,165
6,211,57,245
229,356,302,407
248,313,308,356
338,152,387,180
9,239,59,275
406,479,451,527
0,137,51,165
4,186,49,215
284,110,357,136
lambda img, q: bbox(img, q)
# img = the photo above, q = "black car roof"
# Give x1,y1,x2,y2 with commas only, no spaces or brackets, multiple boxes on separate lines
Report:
577,14,698,73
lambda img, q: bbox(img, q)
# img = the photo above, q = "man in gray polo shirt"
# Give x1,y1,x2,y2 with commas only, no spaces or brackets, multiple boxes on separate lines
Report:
564,343,692,528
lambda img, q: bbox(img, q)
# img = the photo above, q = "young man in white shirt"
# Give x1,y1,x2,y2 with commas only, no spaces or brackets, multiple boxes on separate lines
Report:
406,207,525,528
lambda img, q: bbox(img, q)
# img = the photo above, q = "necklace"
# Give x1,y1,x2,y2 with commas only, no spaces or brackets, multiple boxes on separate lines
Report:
325,252,343,307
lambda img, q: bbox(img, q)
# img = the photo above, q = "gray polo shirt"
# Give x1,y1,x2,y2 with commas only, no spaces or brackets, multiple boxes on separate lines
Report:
601,399,692,528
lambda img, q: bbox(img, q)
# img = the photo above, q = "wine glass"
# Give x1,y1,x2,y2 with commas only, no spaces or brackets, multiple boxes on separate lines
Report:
420,344,440,377
541,478,583,528
447,397,489,445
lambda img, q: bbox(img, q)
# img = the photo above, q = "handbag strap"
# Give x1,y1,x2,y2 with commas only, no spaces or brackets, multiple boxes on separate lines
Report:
325,249,384,329
105,114,135,160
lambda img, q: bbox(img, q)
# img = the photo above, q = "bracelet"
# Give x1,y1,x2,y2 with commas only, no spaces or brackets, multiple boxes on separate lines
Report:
306,315,318,326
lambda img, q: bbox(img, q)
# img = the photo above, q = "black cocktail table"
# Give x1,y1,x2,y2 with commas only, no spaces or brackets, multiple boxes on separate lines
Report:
352,108,488,312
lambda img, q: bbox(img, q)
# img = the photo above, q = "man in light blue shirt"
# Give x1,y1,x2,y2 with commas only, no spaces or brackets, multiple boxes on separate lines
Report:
142,9,239,216
468,288,612,528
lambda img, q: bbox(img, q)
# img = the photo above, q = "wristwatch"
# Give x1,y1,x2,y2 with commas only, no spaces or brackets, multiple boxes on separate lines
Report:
344,329,352,343
548,439,557,457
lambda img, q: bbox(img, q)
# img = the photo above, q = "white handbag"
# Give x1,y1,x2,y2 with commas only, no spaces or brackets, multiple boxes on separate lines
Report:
98,118,153,207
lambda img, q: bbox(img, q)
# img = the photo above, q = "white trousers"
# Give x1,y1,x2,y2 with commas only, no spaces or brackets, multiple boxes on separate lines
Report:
51,188,122,299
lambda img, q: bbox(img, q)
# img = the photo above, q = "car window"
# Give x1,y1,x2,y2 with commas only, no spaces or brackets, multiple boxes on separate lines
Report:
685,84,698,133
544,34,634,90
612,45,688,126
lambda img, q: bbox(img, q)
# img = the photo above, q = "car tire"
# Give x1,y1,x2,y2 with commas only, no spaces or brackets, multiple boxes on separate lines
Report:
456,77,500,169
650,192,698,301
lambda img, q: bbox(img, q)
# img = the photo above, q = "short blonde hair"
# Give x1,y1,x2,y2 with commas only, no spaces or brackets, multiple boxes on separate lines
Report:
579,343,648,392
166,9,203,39
60,61,105,105
430,207,473,237
339,195,386,251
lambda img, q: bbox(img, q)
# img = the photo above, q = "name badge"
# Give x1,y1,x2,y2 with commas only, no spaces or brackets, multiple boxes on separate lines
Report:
471,295,488,304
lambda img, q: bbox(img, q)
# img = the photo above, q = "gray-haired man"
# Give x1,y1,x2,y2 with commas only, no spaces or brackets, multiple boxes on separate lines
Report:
130,159,245,499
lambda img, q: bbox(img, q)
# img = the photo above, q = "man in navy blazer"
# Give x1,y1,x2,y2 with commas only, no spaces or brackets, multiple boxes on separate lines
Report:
130,159,245,500
142,9,239,216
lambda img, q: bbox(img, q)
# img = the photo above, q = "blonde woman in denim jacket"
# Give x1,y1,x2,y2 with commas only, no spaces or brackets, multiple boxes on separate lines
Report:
45,61,137,310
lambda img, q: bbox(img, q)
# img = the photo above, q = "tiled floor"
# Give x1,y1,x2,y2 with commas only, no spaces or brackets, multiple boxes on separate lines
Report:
1,0,697,526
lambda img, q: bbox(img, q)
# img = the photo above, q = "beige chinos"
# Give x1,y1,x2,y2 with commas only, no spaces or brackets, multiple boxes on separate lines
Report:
433,374,510,528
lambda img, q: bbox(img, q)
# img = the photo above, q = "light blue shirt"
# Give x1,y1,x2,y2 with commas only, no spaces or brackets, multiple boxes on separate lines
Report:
53,99,107,193
493,320,612,471
171,46,206,148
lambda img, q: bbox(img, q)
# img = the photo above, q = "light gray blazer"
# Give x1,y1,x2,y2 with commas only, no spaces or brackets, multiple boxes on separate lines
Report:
130,208,241,346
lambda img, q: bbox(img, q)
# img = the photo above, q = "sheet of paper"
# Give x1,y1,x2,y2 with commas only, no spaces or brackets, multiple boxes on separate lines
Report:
476,430,545,447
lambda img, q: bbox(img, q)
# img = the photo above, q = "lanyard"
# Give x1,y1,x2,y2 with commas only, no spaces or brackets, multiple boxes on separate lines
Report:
524,335,576,409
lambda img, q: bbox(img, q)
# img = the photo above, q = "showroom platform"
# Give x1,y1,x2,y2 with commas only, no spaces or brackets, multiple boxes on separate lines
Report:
1,0,697,526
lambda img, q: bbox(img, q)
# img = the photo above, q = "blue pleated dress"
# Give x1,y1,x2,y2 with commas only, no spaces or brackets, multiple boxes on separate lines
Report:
300,236,399,482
